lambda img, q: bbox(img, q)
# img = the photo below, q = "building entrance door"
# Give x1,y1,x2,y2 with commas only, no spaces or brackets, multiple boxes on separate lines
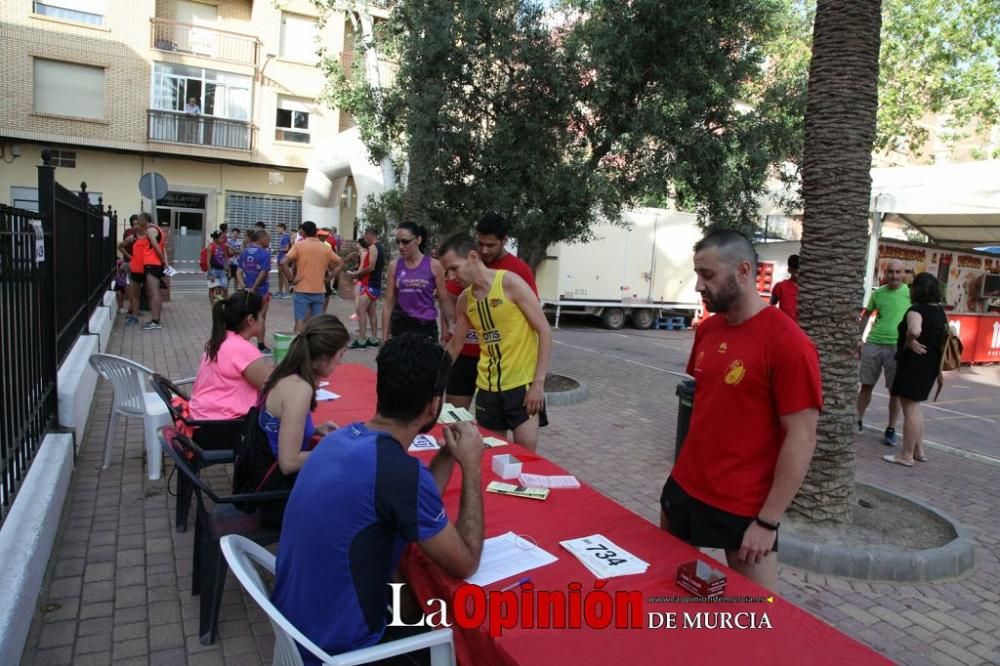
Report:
156,191,206,269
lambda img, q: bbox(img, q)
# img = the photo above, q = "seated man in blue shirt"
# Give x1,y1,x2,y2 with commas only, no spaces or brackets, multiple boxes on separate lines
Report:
272,333,485,663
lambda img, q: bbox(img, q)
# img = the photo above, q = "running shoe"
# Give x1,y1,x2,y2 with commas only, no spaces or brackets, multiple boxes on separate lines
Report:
366,337,381,348
125,315,139,325
349,339,367,350
883,427,898,447
141,321,162,330
258,344,272,354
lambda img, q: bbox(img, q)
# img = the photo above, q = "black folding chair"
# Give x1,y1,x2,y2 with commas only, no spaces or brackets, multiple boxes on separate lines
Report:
150,373,244,532
159,427,288,646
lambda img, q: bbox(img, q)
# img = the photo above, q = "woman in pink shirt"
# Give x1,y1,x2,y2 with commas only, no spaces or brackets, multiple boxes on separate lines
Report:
189,292,274,438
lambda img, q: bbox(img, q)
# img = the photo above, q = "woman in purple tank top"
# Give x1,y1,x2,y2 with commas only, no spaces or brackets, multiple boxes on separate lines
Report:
382,222,451,342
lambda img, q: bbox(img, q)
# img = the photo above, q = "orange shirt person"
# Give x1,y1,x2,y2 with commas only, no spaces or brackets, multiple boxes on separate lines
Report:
279,221,342,332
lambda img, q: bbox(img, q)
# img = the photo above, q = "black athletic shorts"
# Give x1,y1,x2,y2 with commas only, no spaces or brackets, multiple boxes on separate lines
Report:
475,385,549,433
228,264,238,280
660,477,777,552
389,310,438,341
130,271,146,285
446,354,479,397
144,264,164,280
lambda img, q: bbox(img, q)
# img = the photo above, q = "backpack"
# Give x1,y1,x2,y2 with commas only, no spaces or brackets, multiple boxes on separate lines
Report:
231,401,298,514
199,246,210,272
934,313,964,401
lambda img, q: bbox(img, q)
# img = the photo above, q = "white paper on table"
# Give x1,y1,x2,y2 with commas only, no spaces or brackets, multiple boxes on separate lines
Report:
465,531,558,587
483,436,508,448
519,473,581,489
559,534,649,579
407,434,440,451
318,381,329,388
438,403,475,424
315,388,341,401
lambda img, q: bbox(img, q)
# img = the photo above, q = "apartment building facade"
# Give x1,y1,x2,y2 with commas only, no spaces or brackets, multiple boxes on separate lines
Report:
0,0,376,266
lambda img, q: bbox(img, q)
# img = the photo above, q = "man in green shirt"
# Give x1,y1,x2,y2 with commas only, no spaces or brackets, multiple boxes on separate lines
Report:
857,259,910,446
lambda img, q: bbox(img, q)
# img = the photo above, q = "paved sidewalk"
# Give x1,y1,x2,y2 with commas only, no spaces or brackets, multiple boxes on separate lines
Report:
22,290,1000,665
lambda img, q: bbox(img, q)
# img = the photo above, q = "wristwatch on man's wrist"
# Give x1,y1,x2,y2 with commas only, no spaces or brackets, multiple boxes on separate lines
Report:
755,516,780,531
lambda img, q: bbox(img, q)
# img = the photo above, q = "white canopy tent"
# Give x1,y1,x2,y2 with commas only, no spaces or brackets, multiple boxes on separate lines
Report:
870,160,1000,245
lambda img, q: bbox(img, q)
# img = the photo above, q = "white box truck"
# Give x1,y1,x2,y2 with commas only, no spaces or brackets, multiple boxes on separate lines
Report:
536,208,702,329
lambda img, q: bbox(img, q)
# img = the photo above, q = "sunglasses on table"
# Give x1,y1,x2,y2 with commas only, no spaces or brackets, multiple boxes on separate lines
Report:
395,237,416,246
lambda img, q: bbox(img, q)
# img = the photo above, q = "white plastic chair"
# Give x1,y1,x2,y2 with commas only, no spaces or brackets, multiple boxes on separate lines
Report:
220,535,456,666
88,353,173,480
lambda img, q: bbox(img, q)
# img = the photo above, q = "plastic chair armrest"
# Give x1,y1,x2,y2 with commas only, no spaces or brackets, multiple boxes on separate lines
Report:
216,489,292,504
326,629,454,666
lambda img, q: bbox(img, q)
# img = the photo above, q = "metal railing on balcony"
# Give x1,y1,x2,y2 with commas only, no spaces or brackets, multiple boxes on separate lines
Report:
148,110,255,151
150,17,259,67
339,51,398,86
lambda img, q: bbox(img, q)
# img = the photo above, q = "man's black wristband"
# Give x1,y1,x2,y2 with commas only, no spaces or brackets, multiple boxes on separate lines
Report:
755,517,780,531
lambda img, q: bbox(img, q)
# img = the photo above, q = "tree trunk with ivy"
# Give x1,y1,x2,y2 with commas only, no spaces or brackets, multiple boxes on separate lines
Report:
792,0,882,523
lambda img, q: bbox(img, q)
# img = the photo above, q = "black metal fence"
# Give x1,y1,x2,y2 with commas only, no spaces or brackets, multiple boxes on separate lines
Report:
0,154,117,525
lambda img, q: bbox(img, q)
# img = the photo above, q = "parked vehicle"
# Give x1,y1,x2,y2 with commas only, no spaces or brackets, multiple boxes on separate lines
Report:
536,208,702,329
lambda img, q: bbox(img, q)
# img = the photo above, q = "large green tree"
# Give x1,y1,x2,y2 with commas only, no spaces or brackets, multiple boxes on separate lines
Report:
318,0,787,267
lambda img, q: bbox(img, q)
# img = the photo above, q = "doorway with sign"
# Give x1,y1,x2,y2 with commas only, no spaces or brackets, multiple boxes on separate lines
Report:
156,191,206,268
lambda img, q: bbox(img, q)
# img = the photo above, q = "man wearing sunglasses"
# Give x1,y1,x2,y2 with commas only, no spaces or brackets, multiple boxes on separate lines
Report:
440,234,552,451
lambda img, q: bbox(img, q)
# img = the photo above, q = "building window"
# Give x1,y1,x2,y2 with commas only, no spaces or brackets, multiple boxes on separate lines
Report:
275,97,310,144
151,62,251,121
44,149,77,168
279,13,318,63
33,59,105,120
33,0,106,26
225,192,302,249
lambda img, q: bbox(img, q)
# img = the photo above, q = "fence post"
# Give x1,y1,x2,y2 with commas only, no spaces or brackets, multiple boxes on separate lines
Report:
36,151,58,405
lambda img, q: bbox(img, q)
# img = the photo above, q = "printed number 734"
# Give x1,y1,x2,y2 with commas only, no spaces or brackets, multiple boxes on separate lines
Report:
585,543,627,566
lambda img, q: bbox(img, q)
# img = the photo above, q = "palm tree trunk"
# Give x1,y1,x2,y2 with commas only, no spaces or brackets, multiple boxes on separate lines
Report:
792,0,882,523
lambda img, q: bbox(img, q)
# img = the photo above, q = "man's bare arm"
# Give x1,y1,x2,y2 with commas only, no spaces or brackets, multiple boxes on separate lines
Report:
758,408,819,524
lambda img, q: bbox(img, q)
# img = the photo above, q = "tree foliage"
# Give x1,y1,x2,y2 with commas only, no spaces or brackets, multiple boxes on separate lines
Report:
760,0,1000,165
317,0,788,266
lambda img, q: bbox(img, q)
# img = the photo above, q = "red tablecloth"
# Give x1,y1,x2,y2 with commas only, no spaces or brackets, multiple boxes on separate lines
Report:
315,365,887,666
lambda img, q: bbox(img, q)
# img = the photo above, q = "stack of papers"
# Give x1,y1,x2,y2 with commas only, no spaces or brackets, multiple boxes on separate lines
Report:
486,481,549,501
439,403,475,423
407,434,440,451
560,534,650,578
315,389,341,401
483,436,508,448
465,531,558,586
518,473,580,489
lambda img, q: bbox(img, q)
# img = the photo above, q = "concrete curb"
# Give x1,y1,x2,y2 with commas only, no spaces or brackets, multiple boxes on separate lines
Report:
0,433,75,666
57,334,99,450
544,377,590,406
779,483,975,582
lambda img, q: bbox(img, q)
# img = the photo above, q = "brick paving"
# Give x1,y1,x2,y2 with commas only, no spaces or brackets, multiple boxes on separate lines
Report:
21,287,1000,665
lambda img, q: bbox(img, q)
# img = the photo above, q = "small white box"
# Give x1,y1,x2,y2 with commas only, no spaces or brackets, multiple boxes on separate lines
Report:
492,454,522,480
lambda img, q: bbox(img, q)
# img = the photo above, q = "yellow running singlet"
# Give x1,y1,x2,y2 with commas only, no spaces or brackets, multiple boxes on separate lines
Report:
465,270,538,392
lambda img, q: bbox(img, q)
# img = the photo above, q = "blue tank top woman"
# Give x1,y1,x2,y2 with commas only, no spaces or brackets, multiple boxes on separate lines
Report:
259,405,316,457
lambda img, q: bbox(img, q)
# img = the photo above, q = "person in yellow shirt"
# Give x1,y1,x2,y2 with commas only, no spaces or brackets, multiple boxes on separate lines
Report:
441,234,551,451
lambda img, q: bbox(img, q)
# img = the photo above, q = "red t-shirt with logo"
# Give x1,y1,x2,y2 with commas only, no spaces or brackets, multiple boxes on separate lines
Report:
771,279,799,323
671,306,822,517
448,252,540,357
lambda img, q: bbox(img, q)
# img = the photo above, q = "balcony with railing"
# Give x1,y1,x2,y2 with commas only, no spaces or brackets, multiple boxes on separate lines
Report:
147,110,255,152
338,51,398,86
150,17,259,67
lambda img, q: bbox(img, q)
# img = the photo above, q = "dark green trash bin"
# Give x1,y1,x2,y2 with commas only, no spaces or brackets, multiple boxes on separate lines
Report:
674,379,695,462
